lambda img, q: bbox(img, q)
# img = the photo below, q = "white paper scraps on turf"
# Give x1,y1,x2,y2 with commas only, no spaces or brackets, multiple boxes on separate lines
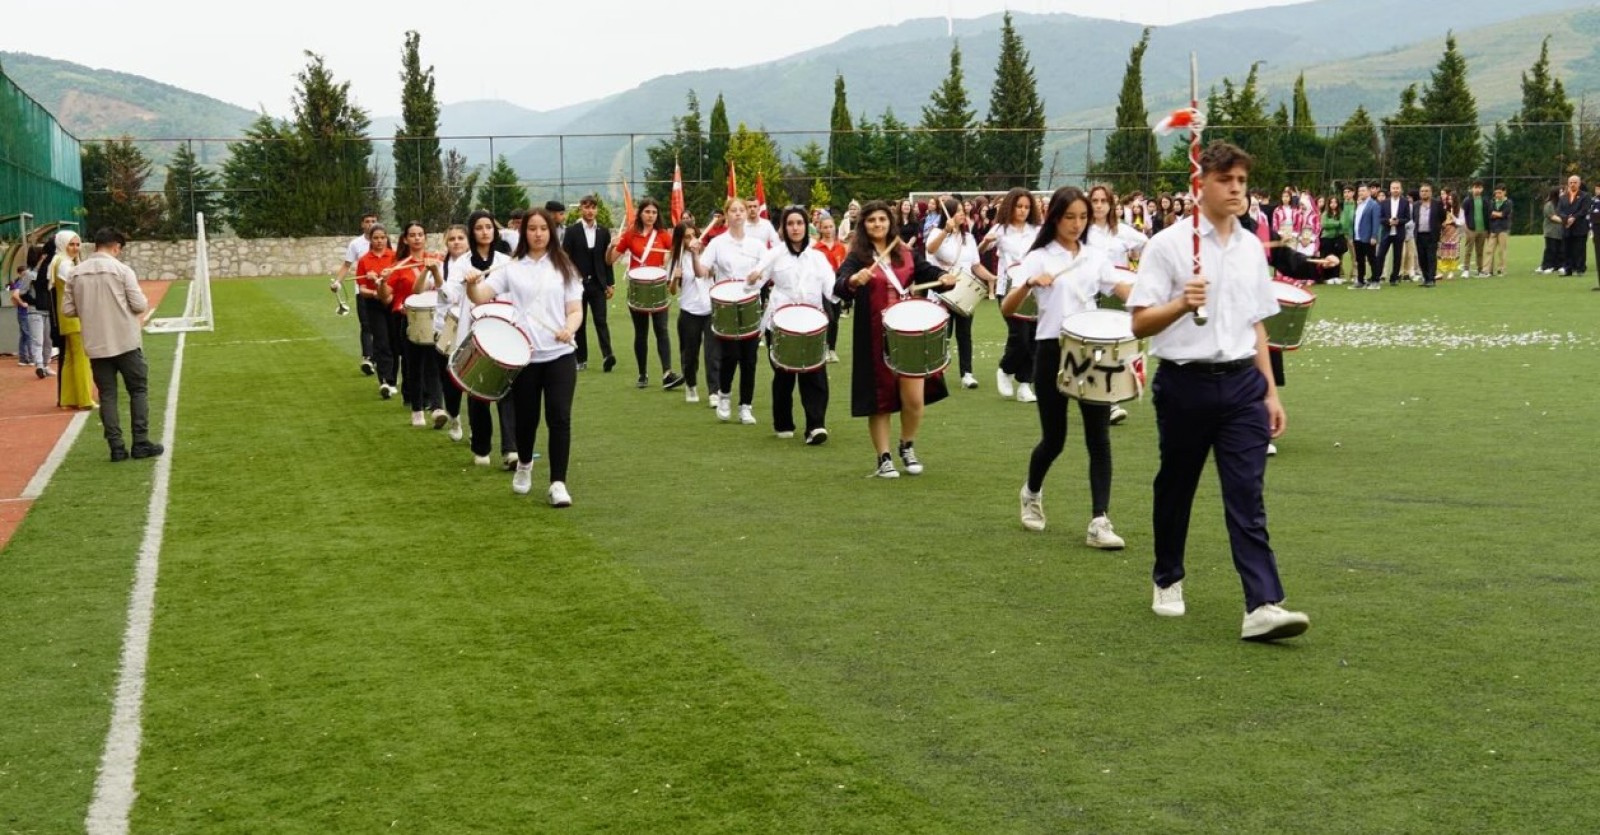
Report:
85,331,186,835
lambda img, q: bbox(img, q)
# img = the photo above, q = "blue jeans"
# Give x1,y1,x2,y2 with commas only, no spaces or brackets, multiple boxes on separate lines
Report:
15,307,34,363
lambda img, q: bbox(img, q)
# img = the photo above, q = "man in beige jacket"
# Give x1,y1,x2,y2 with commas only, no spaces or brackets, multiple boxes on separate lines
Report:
63,228,162,462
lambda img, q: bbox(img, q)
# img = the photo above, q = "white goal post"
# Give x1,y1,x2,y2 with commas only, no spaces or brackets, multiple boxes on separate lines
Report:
145,212,214,333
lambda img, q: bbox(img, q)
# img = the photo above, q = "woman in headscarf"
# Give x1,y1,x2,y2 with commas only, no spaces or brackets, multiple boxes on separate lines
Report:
51,230,96,409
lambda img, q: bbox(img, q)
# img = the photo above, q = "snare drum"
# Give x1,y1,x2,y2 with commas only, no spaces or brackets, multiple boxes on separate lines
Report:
710,280,762,340
627,266,670,313
768,305,830,372
448,316,531,401
1004,265,1039,321
882,299,951,378
1264,282,1316,350
470,300,518,326
1057,309,1144,404
404,291,439,345
435,307,460,355
931,270,989,318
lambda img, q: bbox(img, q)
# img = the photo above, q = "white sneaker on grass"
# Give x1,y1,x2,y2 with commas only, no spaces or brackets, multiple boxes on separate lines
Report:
1241,603,1310,641
961,372,978,389
805,427,829,446
685,386,700,404
873,455,900,479
473,454,491,467
996,370,1015,398
716,395,732,422
432,409,448,429
410,411,425,427
1152,581,1186,617
548,481,572,508
1016,383,1037,403
1085,516,1125,550
898,442,923,475
1109,405,1129,425
511,464,533,495
776,430,795,439
1267,442,1278,457
447,418,463,442
1020,485,1046,531
739,405,756,425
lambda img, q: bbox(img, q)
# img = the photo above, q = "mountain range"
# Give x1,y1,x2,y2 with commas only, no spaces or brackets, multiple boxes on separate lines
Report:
5,0,1599,197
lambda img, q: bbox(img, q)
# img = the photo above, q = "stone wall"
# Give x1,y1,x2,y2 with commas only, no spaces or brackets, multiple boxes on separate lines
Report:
111,234,446,280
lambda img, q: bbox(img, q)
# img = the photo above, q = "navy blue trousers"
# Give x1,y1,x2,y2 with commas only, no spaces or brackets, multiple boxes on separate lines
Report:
1150,361,1285,611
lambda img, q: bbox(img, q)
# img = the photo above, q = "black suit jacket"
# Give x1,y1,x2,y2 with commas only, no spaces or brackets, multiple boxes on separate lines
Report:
1412,199,1446,238
563,222,613,285
1558,190,1592,237
1381,196,1412,235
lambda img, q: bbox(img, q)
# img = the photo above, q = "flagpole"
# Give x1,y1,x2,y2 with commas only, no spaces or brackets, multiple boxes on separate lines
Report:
1189,52,1209,326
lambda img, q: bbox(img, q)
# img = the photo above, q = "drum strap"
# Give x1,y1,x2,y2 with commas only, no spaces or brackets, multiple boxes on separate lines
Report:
875,246,910,300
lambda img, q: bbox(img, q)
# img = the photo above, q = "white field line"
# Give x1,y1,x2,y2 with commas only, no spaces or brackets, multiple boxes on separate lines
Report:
85,332,187,835
190,336,321,348
20,411,90,499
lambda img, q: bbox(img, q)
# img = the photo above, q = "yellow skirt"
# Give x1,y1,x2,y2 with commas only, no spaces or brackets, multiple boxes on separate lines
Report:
59,333,97,409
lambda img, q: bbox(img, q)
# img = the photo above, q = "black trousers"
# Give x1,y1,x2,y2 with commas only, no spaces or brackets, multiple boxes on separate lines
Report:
1319,236,1348,281
372,308,400,386
1542,237,1564,271
386,313,418,405
947,310,974,376
718,337,759,405
405,339,444,411
676,310,721,389
467,398,517,458
1150,361,1284,611
998,303,1036,383
355,295,379,358
1563,233,1589,275
1376,233,1405,282
824,299,841,351
511,353,577,481
1415,232,1439,282
89,348,150,449
1027,340,1113,517
1352,240,1375,283
630,307,673,378
440,351,463,418
574,279,612,364
768,346,829,434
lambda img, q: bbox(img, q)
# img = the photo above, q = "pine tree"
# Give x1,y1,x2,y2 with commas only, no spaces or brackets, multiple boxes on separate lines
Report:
1326,106,1382,185
877,108,920,198
1576,98,1600,180
1097,28,1157,194
1281,73,1326,188
160,142,220,238
393,31,448,228
1382,84,1432,183
83,137,163,238
222,114,298,237
645,91,708,212
443,149,480,220
917,43,977,192
1206,64,1283,193
289,52,374,235
786,141,828,209
708,94,731,201
1419,34,1480,182
1487,38,1574,188
981,13,1046,190
827,75,857,203
476,155,527,217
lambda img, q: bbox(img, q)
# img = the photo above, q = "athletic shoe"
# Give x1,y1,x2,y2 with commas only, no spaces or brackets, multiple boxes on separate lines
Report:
1020,485,1046,532
961,372,978,389
1365,283,1381,290
35,367,48,379
360,359,375,376
432,409,448,429
379,383,393,400
131,441,164,460
1109,406,1129,425
603,355,617,372
898,442,923,475
636,376,648,389
996,370,1015,398
503,452,518,471
874,455,900,479
17,359,30,366
826,350,840,364
1326,277,1344,285
576,362,588,371
109,445,129,463
512,464,533,495
1152,581,1186,617
1267,442,1278,457
709,390,720,409
685,386,700,404
473,454,491,466
548,481,573,508
805,427,829,446
663,371,685,390
410,411,425,427
1016,383,1037,403
1241,603,1310,641
447,418,463,442
1085,516,1125,550
775,430,795,439
716,395,732,422
739,405,757,425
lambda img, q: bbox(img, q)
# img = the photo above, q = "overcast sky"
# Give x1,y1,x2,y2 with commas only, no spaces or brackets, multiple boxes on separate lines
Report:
2,0,1304,116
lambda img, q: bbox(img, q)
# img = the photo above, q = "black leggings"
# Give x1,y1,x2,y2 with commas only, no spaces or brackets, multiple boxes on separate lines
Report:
718,337,760,406
372,309,400,386
677,311,720,389
406,339,443,412
947,310,973,376
824,298,841,351
631,308,673,378
768,346,829,433
511,353,577,481
998,303,1036,383
1027,340,1113,517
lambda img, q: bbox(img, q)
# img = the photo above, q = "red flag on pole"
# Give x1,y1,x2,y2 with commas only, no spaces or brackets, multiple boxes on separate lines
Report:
754,173,768,220
670,159,685,225
726,162,737,201
621,178,636,230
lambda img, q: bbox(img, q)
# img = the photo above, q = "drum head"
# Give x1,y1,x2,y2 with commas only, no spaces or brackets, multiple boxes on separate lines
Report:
471,301,517,322
1273,282,1316,306
1063,309,1134,341
628,266,668,282
472,317,532,365
710,281,756,303
405,290,439,310
883,298,949,332
773,304,829,334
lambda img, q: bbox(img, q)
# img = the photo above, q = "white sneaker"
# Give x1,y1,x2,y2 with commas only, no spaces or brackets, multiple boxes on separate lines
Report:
447,418,463,442
686,386,700,404
709,390,720,409
873,456,900,479
1241,603,1310,641
1152,581,1186,616
961,372,978,389
511,464,533,495
1016,383,1037,403
775,430,794,439
431,409,448,429
826,350,840,364
739,405,756,425
379,383,393,400
805,427,829,446
716,395,732,422
1109,406,1129,425
1019,485,1046,531
410,410,425,427
548,481,572,508
473,454,491,466
996,370,1015,398
1085,515,1125,550
1267,442,1278,457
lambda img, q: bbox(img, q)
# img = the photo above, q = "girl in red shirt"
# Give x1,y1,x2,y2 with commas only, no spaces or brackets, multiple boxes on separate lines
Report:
356,226,399,400
812,212,846,363
607,198,684,390
379,221,443,425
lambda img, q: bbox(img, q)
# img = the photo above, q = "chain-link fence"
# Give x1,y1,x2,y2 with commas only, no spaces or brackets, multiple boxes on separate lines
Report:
82,123,1597,239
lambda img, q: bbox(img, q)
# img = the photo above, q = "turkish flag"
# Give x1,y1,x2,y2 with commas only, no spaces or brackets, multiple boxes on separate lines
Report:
754,174,768,220
621,179,635,230
670,160,685,225
726,162,737,200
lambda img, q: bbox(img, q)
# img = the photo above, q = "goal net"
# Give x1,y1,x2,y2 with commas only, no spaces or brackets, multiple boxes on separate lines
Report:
145,212,215,333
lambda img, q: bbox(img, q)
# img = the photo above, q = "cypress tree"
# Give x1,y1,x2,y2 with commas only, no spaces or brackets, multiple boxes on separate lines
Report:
1098,28,1157,194
1382,84,1432,183
393,31,448,228
981,12,1046,190
827,74,857,203
1489,38,1574,185
1281,73,1326,190
917,43,977,192
1419,34,1481,181
289,51,373,235
443,149,480,221
708,94,731,199
222,114,297,238
476,155,527,217
161,142,220,238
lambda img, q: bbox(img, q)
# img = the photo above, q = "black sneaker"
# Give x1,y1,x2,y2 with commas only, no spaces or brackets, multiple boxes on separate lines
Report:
805,427,829,446
636,376,649,389
603,355,617,373
131,441,165,460
873,454,900,479
360,359,375,376
109,446,130,463
663,371,686,390
898,442,923,475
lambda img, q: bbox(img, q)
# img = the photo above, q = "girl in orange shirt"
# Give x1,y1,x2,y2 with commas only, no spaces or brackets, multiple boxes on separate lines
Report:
378,221,443,424
812,212,846,363
355,226,398,400
607,198,684,390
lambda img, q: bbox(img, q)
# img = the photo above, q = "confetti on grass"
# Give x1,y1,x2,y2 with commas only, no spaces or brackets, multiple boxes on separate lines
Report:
1305,318,1595,351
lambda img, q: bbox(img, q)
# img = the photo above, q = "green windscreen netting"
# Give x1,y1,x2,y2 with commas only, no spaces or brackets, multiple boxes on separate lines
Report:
0,58,82,228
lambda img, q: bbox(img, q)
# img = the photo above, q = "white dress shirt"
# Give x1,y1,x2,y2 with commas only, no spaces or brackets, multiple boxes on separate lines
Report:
751,246,837,331
1016,242,1123,341
1128,215,1279,363
1087,223,1148,269
990,222,1038,294
484,254,583,363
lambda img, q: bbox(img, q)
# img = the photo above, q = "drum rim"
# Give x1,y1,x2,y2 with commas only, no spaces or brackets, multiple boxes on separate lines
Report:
627,266,669,281
771,303,830,335
709,279,759,302
470,318,533,366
